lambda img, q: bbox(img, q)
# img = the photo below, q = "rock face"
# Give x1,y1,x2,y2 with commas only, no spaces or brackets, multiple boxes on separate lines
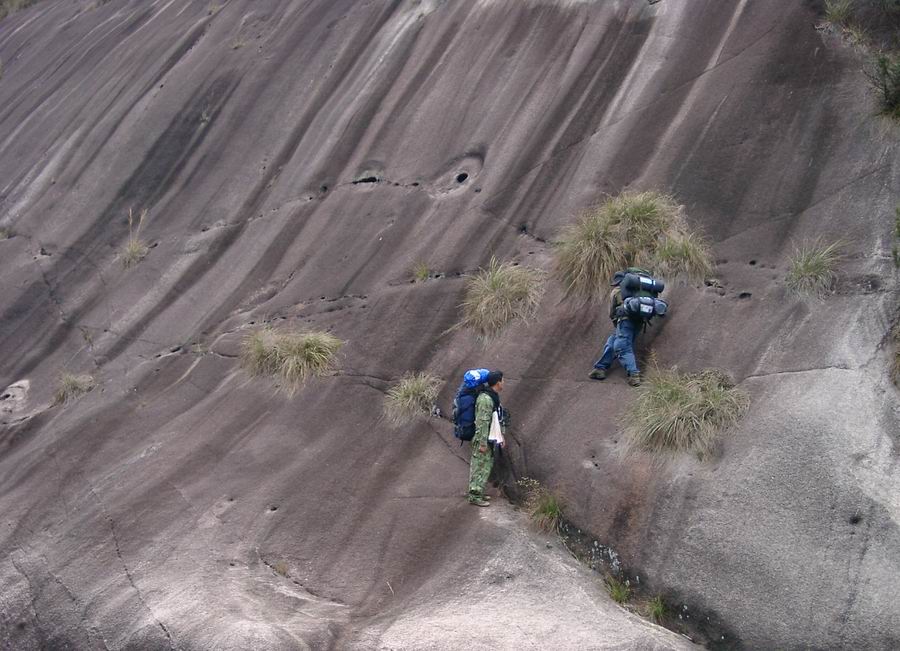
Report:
0,0,897,649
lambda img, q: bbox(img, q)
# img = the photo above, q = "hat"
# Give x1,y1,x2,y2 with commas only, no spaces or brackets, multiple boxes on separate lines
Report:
611,271,626,286
486,370,504,386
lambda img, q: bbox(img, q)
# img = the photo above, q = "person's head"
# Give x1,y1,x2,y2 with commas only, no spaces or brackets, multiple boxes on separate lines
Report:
486,370,504,392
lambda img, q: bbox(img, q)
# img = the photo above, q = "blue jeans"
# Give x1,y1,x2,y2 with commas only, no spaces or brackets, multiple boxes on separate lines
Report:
593,319,639,375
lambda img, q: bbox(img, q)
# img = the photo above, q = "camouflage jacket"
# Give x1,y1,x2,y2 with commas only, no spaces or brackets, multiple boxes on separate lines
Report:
473,392,495,448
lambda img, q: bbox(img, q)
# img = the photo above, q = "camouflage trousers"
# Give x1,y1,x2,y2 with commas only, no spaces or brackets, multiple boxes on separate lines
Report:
467,444,494,498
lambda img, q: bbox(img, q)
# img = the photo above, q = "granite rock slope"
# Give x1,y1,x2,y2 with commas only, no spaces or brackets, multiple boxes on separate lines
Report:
0,0,897,648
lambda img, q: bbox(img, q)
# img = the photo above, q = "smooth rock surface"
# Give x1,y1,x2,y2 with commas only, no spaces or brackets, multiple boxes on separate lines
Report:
0,0,898,649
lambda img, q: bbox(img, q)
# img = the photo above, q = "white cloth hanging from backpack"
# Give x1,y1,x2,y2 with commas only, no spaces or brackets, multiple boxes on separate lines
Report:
488,410,505,447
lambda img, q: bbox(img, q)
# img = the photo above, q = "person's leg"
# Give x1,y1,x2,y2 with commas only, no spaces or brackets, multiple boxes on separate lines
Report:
593,333,616,369
468,447,494,503
613,320,640,376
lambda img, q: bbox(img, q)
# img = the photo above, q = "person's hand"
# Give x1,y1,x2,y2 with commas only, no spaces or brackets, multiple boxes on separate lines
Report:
479,445,488,454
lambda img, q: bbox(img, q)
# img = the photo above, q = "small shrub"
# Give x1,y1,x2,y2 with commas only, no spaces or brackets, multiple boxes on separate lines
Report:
54,373,95,405
894,205,900,238
624,366,749,459
273,560,289,577
605,576,631,604
647,595,667,623
121,208,149,269
241,327,342,395
383,372,441,425
412,261,430,282
457,257,544,339
868,54,900,119
825,0,855,25
0,227,10,240
786,239,843,297
554,191,713,301
516,477,564,533
0,0,38,21
891,323,900,386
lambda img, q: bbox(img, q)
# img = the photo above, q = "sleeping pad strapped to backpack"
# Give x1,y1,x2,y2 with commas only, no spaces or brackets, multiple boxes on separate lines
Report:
619,267,668,321
452,368,488,441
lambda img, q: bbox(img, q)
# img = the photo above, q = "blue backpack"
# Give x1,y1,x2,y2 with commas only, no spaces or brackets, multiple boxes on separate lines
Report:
452,369,488,441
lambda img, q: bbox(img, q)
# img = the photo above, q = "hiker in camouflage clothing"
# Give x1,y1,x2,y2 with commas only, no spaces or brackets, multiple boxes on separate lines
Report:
467,371,504,507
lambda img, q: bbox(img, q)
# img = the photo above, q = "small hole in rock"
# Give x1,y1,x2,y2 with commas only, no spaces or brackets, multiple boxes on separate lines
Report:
738,292,752,299
201,226,209,232
749,260,757,266
456,172,469,183
227,497,235,502
519,224,528,234
849,514,861,525
150,242,159,249
268,506,278,512
411,182,420,187
320,185,328,193
474,187,482,193
353,176,379,185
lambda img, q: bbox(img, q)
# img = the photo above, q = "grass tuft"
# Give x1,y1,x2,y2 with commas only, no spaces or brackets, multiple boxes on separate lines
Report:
786,239,843,297
121,208,149,269
273,561,289,577
605,576,632,604
647,595,668,623
54,373,95,405
517,477,564,533
241,327,342,395
868,53,900,119
457,257,544,339
624,365,749,459
383,372,442,425
0,0,38,21
825,0,855,25
412,261,431,282
0,227,10,240
554,191,713,301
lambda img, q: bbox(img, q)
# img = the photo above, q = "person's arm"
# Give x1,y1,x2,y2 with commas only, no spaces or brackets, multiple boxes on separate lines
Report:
473,394,492,453
609,289,621,322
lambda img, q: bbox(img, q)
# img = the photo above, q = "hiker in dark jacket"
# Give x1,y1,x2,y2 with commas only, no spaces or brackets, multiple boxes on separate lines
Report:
589,272,642,386
467,371,504,507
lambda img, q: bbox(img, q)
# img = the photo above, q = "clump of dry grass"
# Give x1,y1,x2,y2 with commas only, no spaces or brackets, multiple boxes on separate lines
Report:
121,208,149,269
785,239,843,297
457,257,544,339
54,373,95,405
0,0,38,21
624,366,749,459
241,327,343,395
516,477,564,533
554,191,713,301
868,53,900,120
383,372,442,425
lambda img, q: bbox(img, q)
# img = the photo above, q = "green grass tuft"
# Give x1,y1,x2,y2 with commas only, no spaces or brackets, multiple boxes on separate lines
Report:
647,595,668,623
241,328,343,395
457,257,544,339
786,239,843,297
517,477,564,533
868,53,900,119
121,208,149,269
825,0,855,25
54,373,95,405
383,372,442,426
0,227,10,240
605,576,632,604
624,366,749,459
554,191,713,301
412,261,431,282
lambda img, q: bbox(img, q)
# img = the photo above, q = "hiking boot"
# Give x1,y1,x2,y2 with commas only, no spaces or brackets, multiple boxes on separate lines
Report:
468,497,490,507
627,373,641,387
589,369,607,381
